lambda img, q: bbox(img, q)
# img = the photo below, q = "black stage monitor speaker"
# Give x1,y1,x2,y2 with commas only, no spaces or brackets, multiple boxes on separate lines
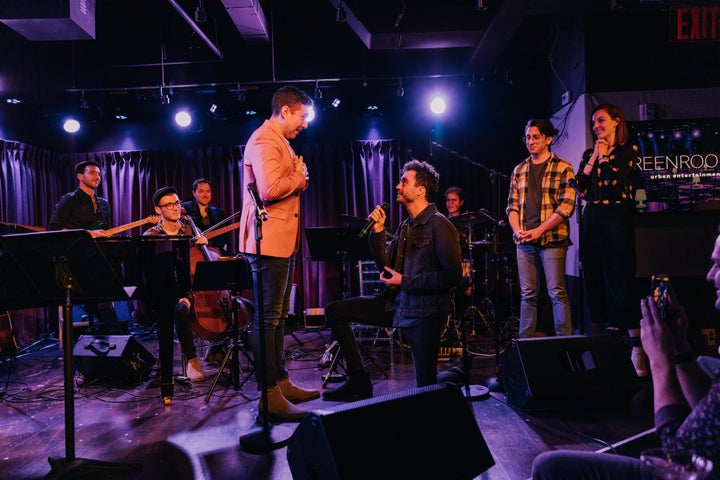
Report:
501,335,640,410
73,335,155,382
287,383,495,480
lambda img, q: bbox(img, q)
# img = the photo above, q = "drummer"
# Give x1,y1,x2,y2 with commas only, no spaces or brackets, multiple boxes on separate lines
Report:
444,186,474,313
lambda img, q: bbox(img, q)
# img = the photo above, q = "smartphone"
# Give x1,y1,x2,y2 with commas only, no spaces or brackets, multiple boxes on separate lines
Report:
651,274,670,320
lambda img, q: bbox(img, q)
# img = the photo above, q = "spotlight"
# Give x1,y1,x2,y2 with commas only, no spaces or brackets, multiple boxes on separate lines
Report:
80,91,89,110
5,98,21,104
331,98,341,108
429,95,447,115
63,118,80,133
209,103,218,113
306,106,316,123
336,0,347,22
174,110,192,127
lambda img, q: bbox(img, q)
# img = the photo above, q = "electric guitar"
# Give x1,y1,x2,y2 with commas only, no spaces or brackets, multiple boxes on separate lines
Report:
0,222,46,233
100,215,161,236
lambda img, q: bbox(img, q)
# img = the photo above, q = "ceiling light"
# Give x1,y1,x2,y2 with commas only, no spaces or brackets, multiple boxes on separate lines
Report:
63,118,81,133
174,110,192,127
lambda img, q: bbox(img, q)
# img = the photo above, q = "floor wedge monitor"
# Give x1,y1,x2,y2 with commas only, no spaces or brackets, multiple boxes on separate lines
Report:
287,383,494,480
501,334,640,410
73,334,155,382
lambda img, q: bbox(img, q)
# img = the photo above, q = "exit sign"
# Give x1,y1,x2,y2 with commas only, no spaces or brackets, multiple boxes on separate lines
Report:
671,6,720,42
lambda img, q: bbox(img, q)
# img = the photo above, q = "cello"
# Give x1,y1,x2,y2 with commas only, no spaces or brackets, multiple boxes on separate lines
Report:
183,215,247,341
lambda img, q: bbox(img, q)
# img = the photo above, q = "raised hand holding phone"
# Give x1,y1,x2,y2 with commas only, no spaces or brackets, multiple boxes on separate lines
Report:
651,274,670,321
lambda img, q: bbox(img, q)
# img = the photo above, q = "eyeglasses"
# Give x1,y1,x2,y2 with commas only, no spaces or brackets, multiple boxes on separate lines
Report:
522,134,546,143
158,201,181,209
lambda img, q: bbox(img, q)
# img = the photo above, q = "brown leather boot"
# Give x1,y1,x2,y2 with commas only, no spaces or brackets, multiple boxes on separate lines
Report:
259,385,309,423
278,377,320,404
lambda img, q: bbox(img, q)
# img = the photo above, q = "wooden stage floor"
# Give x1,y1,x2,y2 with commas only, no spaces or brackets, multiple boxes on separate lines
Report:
0,323,656,480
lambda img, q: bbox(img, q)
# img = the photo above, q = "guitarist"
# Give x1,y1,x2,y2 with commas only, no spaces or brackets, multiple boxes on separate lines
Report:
180,178,231,255
48,160,111,238
47,160,122,334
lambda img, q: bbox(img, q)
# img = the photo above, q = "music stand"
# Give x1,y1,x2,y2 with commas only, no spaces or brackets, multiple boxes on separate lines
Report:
191,258,255,403
304,226,373,298
0,230,141,478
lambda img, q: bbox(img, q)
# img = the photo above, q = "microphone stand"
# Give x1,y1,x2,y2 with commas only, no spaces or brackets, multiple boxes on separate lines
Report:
239,187,292,454
574,192,585,335
430,140,509,233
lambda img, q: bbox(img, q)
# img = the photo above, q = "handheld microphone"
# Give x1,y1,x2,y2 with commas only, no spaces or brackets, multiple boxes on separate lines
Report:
247,182,268,221
358,202,390,238
478,208,507,228
568,178,583,198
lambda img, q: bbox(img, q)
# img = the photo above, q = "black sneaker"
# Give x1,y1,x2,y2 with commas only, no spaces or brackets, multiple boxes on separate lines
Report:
322,372,373,402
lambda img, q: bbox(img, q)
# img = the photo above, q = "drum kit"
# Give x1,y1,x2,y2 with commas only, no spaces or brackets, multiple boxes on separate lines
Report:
442,210,519,356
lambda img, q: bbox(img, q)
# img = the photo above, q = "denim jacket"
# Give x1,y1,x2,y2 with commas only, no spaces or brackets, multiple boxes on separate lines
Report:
369,203,463,326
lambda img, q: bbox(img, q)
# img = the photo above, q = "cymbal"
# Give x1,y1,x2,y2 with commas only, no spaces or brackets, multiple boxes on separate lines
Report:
469,239,508,248
449,211,486,227
469,240,494,246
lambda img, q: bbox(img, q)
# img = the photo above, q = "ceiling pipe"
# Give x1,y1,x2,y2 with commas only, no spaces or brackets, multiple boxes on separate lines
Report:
64,72,474,94
166,0,223,59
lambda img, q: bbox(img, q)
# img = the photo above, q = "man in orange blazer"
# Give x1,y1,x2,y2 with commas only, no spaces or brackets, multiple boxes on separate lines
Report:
238,85,319,422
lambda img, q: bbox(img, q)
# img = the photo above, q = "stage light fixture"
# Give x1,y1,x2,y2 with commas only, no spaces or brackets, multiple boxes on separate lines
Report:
174,110,192,127
314,80,322,99
336,0,347,22
5,98,21,104
209,103,218,113
429,95,447,115
194,0,207,23
397,78,404,97
331,98,341,108
63,118,80,133
80,91,89,110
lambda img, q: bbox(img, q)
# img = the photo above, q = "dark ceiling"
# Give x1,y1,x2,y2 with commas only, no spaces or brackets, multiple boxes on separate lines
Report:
0,0,714,140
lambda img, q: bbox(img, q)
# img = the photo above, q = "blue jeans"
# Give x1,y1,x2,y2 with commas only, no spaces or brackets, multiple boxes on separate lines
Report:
516,244,572,338
532,450,655,480
246,254,295,390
